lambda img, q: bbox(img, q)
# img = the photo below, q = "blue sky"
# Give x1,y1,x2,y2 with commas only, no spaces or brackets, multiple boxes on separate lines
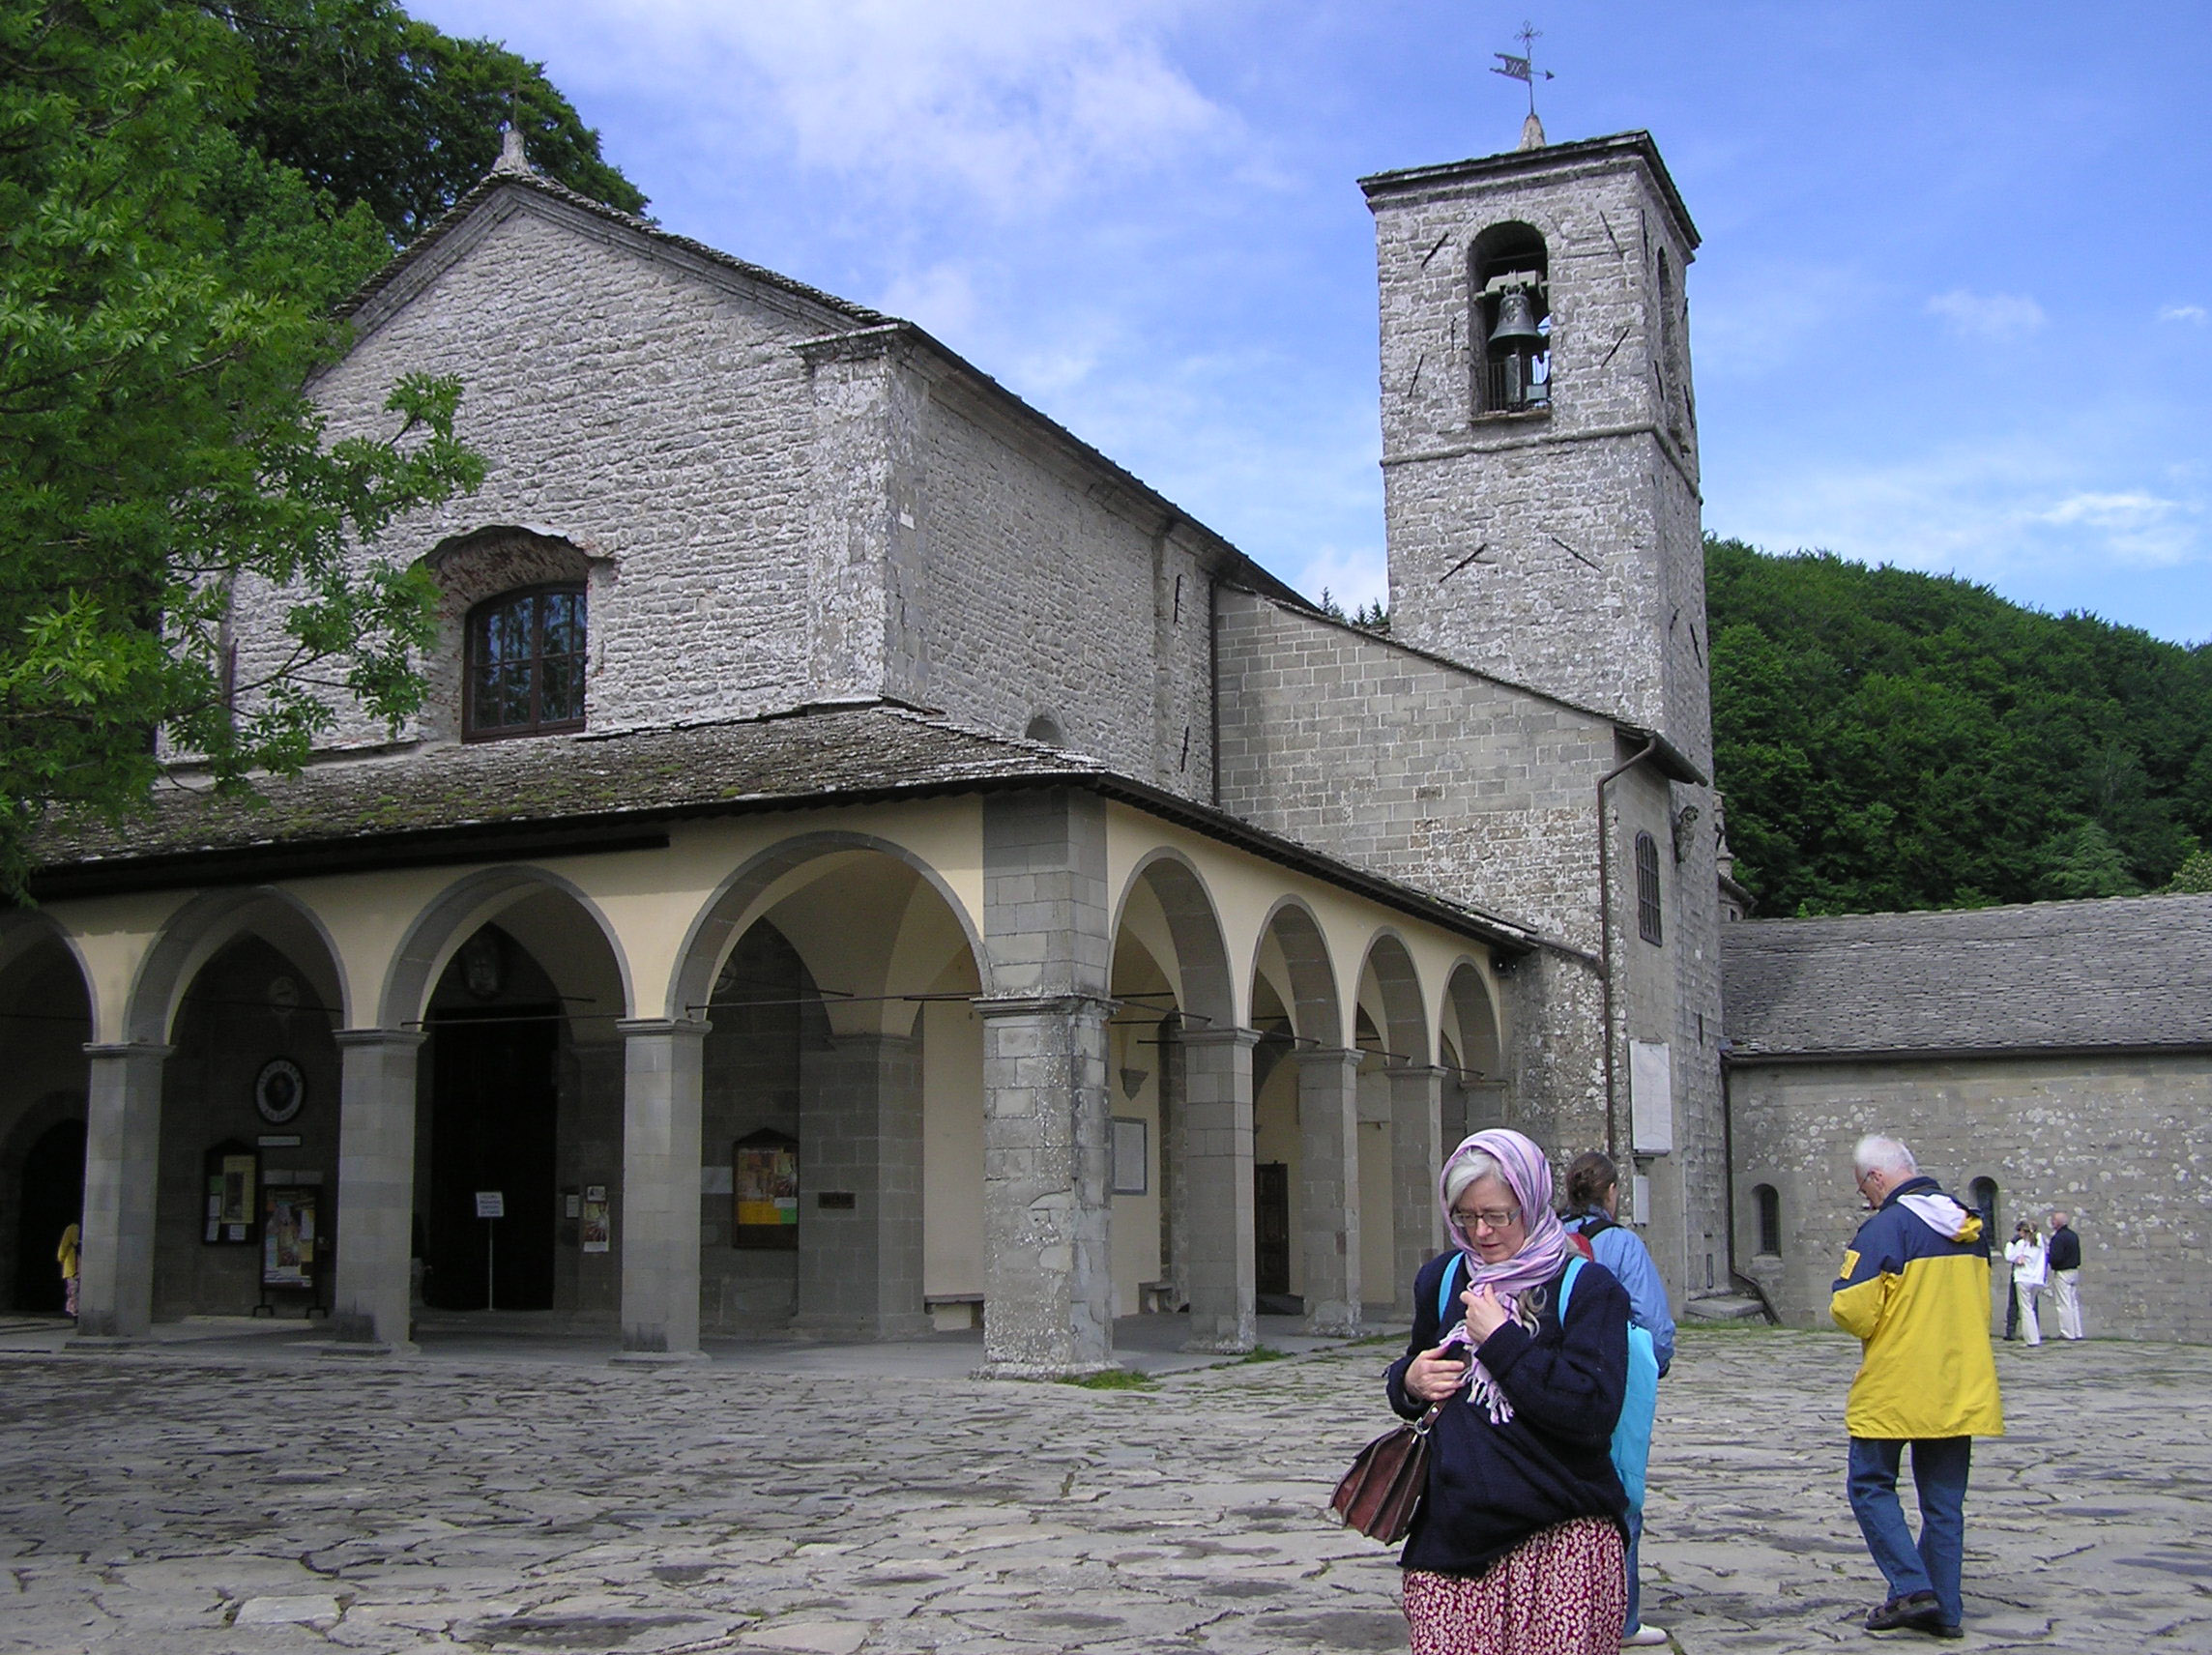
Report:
408,1,2212,646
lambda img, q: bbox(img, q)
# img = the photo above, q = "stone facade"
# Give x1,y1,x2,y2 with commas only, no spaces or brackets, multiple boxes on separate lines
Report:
1725,895,2212,1341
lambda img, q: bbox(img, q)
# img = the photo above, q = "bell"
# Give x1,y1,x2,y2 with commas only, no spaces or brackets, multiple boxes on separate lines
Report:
1488,286,1544,348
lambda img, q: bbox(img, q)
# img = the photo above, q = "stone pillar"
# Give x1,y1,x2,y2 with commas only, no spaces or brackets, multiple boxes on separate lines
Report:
977,788,1115,1379
1388,1064,1447,1319
975,994,1114,1377
615,1018,711,1362
328,1030,426,1353
794,1030,930,1340
1158,1015,1188,1310
1296,1047,1363,1337
73,1043,168,1343
1181,1027,1258,1353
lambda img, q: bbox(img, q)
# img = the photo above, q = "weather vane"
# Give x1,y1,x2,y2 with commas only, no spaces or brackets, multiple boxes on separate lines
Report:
1491,20,1555,149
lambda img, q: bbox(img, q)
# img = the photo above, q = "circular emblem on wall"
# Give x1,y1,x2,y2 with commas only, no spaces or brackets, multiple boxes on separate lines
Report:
253,1057,306,1124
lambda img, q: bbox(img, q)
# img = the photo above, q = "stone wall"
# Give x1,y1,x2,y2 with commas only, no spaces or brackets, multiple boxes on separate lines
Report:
1730,1052,2212,1342
1367,138,1711,772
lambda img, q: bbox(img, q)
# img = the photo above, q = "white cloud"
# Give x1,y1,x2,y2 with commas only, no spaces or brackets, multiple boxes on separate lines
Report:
2158,303,2209,325
1720,437,2206,587
502,0,1237,212
1925,288,2047,339
1291,543,1389,615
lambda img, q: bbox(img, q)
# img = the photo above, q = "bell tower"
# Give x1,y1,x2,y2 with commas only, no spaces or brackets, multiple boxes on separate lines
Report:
1361,131,1709,773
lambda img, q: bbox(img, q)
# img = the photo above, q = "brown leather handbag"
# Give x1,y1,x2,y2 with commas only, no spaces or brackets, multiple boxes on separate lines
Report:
1326,1400,1444,1543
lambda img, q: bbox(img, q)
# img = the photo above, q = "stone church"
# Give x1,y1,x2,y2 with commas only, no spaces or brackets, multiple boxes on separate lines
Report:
2,127,1729,1374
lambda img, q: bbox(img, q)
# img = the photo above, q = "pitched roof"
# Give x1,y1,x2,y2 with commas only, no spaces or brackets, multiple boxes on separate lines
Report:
1721,895,2212,1058
26,707,1534,951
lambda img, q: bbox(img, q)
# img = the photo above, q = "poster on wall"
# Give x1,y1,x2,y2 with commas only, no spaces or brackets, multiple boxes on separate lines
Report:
733,1129,800,1250
204,1144,258,1243
260,1186,318,1288
580,1186,611,1254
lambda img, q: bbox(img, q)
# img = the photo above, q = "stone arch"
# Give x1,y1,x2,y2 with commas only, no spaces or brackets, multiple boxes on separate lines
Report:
128,887,347,1046
0,909,97,1035
381,865,633,1031
1109,849,1236,1031
1355,928,1429,1068
1250,895,1343,1049
416,526,605,743
668,831,988,1026
1440,956,1507,1144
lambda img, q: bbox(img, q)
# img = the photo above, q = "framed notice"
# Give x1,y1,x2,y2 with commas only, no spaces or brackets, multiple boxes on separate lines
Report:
733,1129,799,1250
203,1143,258,1244
260,1186,319,1288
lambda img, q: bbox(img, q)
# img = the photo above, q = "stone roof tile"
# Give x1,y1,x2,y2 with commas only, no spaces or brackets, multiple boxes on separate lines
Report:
1721,894,2212,1056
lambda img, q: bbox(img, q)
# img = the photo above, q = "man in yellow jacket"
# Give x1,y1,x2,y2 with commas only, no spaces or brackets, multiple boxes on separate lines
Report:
1831,1135,2003,1640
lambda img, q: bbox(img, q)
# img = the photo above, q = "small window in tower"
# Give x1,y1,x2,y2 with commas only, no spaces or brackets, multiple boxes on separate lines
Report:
1634,831,1663,944
1470,221,1551,416
466,585,586,739
1754,1183,1782,1258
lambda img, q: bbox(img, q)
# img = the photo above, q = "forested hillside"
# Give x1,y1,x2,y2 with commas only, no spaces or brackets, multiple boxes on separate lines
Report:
1704,537,2212,916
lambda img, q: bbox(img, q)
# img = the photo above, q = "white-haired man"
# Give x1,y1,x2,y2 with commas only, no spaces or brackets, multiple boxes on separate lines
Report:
1831,1136,2005,1640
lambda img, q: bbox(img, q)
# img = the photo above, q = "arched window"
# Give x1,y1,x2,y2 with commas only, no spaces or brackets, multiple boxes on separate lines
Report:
466,585,586,739
1471,221,1550,415
1969,1176,1999,1242
1634,830,1663,944
1754,1183,1782,1258
1024,712,1065,746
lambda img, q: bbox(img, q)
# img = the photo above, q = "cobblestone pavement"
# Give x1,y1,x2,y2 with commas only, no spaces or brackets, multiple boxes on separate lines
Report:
0,1325,2204,1653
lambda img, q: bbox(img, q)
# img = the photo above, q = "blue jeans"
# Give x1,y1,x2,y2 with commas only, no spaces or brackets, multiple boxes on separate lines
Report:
1848,1436,1972,1628
1624,1506,1644,1631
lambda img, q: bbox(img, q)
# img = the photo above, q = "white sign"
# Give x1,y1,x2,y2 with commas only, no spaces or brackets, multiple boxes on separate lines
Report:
475,1190,506,1219
1629,1040,1674,1155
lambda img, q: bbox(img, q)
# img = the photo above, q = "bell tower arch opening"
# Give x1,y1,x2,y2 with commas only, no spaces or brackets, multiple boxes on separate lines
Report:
1471,221,1550,416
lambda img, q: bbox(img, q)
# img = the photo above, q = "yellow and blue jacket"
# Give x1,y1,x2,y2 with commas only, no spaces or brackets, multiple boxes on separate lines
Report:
1830,1176,2004,1439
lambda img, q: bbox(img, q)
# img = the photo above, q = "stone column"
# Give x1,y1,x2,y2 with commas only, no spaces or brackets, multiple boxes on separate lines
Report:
615,1018,711,1362
328,1029,426,1354
794,1030,930,1340
975,994,1114,1377
1296,1046,1363,1337
1388,1064,1447,1319
977,788,1115,1379
1157,1015,1188,1310
1181,1027,1258,1353
73,1042,168,1344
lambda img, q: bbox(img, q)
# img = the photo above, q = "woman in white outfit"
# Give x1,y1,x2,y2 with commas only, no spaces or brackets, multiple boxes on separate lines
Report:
2004,1221,2048,1347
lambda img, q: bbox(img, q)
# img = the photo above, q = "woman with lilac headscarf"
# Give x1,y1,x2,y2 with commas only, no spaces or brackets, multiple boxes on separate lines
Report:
1384,1129,1633,1655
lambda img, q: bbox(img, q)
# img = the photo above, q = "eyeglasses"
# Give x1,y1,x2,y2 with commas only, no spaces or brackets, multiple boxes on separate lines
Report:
1450,1206,1522,1232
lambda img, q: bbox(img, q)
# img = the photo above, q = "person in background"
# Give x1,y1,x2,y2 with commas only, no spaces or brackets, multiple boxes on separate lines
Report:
2002,1221,2047,1347
2046,1212,2084,1340
1388,1129,1632,1655
1833,1136,2004,1640
57,1221,80,1321
1562,1150,1675,1648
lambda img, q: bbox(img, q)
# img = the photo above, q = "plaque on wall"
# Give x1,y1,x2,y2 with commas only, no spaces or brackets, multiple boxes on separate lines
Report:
732,1129,799,1250
253,1057,306,1124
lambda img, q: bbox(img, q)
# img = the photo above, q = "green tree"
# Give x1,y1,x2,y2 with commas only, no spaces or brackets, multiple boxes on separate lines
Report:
210,0,646,244
1705,537,2212,915
1,0,485,898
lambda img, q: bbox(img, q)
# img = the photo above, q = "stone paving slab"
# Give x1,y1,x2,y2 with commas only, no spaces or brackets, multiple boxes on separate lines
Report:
0,1326,2203,1652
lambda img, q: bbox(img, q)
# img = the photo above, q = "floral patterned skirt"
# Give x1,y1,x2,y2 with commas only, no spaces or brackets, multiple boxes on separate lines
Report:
1402,1516,1626,1655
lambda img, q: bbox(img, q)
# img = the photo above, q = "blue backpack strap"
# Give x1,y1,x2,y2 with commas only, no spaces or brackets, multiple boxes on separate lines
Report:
1437,1253,1464,1325
1556,1254,1586,1320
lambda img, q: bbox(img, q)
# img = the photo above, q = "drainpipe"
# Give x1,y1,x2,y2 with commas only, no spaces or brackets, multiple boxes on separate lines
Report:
1595,737,1660,1160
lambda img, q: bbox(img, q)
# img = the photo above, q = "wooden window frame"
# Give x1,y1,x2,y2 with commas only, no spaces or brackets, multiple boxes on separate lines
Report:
464,584,587,740
1634,830,1663,944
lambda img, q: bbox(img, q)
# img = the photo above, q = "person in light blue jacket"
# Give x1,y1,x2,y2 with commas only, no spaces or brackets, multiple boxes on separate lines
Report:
1562,1150,1676,1646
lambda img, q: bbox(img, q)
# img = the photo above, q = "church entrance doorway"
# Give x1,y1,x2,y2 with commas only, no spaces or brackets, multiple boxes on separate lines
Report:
11,1118,83,1314
423,1008,559,1311
1254,1161,1291,1300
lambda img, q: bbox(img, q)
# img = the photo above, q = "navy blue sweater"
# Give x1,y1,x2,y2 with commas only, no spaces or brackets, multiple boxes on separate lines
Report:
1383,1251,1631,1577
